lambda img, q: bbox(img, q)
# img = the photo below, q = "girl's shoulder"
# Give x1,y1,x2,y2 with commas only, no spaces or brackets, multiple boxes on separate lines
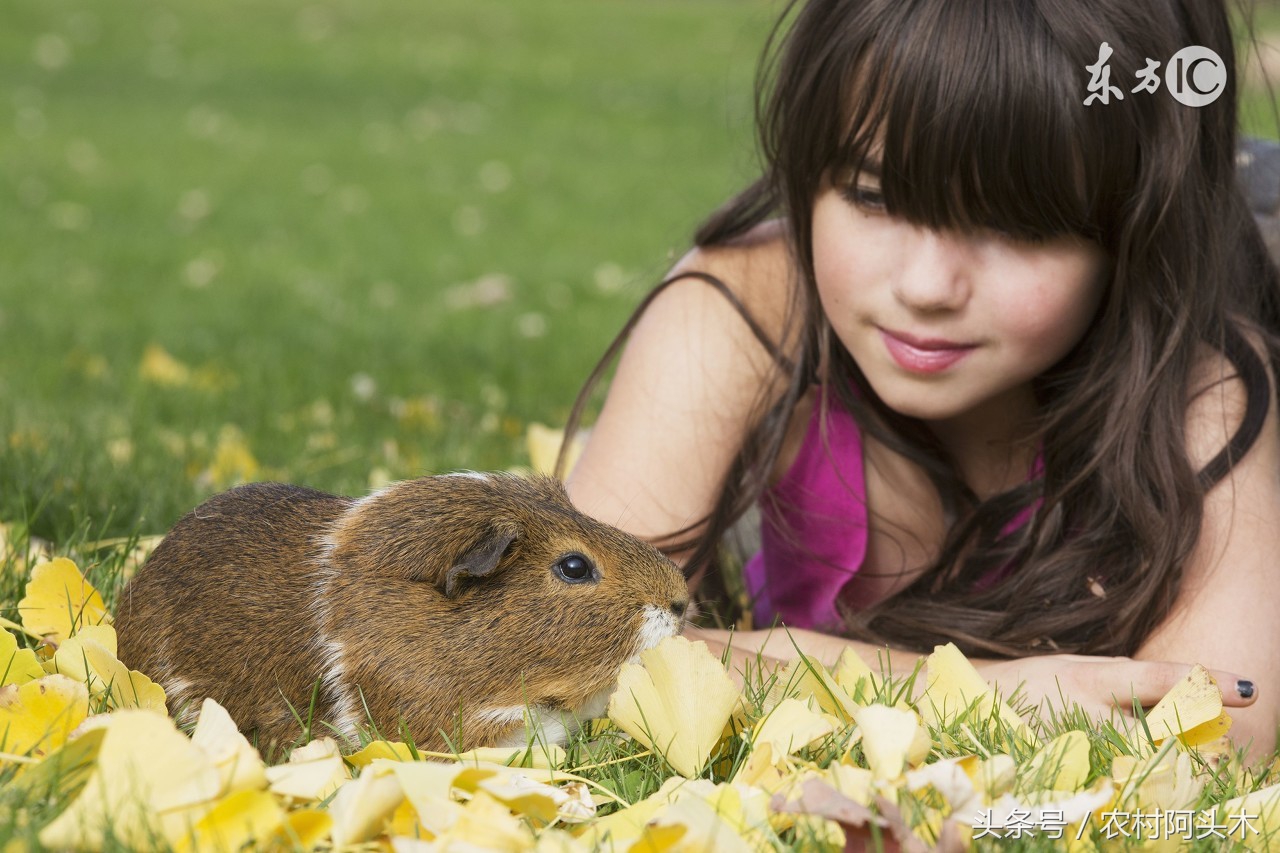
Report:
667,218,800,358
1184,318,1278,473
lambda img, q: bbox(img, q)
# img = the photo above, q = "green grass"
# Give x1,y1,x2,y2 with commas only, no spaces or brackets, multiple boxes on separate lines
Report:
0,0,775,540
0,0,1276,542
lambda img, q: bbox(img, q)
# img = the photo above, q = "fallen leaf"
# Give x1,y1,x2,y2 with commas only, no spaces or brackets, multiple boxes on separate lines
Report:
17,558,111,644
0,674,89,759
852,703,930,781
832,647,875,701
174,789,283,853
920,643,1036,744
49,625,166,710
751,697,837,759
607,636,740,778
327,761,405,847
38,709,224,849
139,343,192,387
766,653,860,722
265,737,347,801
189,698,267,796
1,627,45,686
1143,664,1231,746
1020,730,1091,793
526,423,586,477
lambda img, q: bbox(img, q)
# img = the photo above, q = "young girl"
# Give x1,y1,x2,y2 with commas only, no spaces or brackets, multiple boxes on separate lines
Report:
565,0,1280,761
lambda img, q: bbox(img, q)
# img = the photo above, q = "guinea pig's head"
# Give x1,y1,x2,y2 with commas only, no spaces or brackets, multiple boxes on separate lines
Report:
324,472,690,726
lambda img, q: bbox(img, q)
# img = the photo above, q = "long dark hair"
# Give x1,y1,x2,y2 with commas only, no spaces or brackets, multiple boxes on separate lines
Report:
566,0,1280,657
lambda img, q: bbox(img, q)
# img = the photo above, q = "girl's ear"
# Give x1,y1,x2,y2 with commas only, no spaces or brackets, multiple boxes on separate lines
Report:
439,521,522,598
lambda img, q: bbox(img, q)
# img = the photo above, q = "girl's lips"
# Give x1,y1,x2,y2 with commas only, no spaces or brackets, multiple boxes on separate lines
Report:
879,329,977,373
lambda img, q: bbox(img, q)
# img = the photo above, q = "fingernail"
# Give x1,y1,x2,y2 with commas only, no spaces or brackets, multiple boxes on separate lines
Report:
1237,680,1255,699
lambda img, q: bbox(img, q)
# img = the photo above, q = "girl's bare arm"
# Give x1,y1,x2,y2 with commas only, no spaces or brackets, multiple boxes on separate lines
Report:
566,229,794,551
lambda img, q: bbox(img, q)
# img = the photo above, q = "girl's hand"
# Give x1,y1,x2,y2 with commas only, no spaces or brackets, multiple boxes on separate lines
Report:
977,654,1257,724
683,626,1257,731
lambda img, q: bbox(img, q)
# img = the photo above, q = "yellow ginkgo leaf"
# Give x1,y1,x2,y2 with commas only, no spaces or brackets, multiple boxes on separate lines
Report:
475,772,567,824
49,628,166,711
265,737,348,801
197,425,260,491
38,709,224,850
6,724,104,801
766,654,859,723
905,757,982,817
1112,748,1202,813
190,698,267,796
436,789,539,851
833,647,875,701
751,697,837,760
327,761,406,847
1218,782,1280,850
827,761,875,806
607,635,740,779
453,743,567,770
959,753,1018,799
852,703,930,781
526,423,586,477
272,809,333,850
1,628,45,686
921,642,1036,744
346,739,419,767
648,791,757,853
734,741,786,794
0,674,89,760
175,789,284,853
17,558,112,644
0,522,52,574
139,343,193,387
391,760,477,839
576,779,680,851
1143,664,1230,745
1021,730,1091,793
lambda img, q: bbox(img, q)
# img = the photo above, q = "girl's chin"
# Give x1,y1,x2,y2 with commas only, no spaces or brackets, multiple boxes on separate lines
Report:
861,374,990,421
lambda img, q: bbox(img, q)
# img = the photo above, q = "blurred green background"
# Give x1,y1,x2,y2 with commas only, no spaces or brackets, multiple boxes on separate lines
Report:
1,0,1277,542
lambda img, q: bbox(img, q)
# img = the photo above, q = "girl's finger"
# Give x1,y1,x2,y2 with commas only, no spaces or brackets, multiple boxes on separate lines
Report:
1112,661,1257,708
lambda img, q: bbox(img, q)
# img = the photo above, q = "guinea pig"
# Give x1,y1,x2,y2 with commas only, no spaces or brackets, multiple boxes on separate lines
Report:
115,472,690,751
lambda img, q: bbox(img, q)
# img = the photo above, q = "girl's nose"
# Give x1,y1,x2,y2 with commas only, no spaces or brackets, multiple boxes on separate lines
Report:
891,229,972,313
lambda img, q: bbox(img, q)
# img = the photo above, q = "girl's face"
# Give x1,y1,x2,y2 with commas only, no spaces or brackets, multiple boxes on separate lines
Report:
812,168,1108,433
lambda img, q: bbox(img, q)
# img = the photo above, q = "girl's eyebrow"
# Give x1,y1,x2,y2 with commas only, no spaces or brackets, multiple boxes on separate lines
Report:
857,157,882,178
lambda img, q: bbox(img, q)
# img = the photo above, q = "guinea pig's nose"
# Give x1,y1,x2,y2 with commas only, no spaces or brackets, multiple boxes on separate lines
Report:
670,599,689,620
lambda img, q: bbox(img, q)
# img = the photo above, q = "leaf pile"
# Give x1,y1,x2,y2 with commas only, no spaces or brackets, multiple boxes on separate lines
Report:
3,556,1279,851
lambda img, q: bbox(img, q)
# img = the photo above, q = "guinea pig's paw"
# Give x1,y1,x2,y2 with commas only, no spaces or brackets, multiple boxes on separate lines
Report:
478,704,579,748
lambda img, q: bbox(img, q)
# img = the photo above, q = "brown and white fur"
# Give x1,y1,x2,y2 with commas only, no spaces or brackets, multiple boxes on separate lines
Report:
115,473,689,751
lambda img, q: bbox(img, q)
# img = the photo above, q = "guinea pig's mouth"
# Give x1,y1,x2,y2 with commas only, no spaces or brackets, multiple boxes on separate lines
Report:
634,603,683,655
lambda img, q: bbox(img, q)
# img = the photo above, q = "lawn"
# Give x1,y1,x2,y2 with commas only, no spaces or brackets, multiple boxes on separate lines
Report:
1,0,1277,542
0,0,775,541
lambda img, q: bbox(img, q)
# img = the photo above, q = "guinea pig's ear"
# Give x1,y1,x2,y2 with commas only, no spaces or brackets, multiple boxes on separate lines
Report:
438,521,521,598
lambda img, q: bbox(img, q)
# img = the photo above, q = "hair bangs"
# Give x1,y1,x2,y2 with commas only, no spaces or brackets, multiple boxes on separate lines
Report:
822,0,1124,245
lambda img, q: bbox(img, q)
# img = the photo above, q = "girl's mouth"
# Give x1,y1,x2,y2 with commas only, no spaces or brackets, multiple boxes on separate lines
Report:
879,328,978,374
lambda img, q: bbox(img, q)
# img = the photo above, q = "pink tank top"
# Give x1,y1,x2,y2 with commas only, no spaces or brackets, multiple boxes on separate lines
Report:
742,390,1040,632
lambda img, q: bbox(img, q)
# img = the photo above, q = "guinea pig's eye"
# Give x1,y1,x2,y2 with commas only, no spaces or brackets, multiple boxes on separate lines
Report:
553,553,595,584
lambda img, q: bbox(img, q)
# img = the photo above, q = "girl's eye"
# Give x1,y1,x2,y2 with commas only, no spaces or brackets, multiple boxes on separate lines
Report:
838,183,885,212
